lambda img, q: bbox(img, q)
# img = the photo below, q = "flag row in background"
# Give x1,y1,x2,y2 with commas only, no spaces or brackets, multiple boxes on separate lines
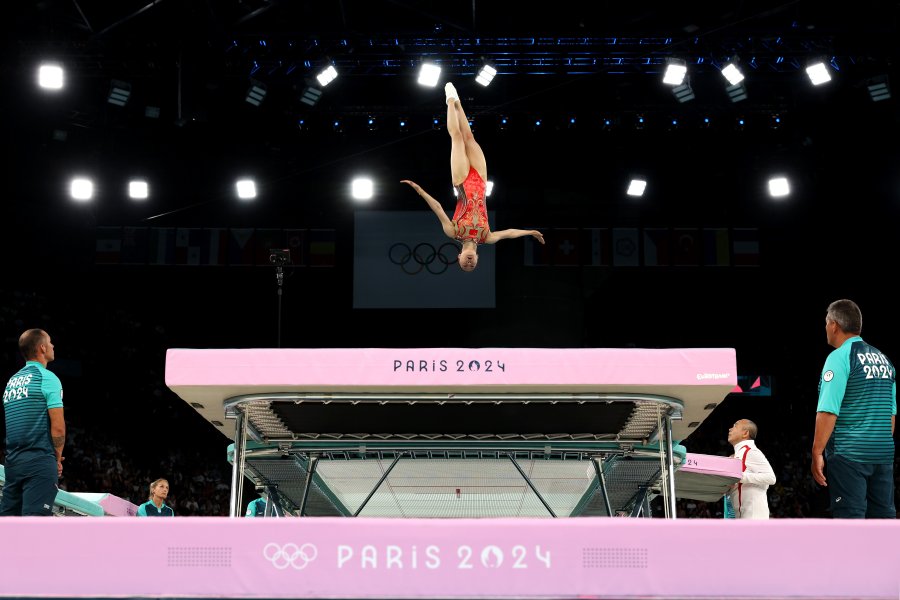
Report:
524,227,759,267
95,227,336,266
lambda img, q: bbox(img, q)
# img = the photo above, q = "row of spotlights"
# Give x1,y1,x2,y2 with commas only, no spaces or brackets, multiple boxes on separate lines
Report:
418,63,498,88
663,58,833,91
66,175,791,203
626,176,790,198
67,178,257,202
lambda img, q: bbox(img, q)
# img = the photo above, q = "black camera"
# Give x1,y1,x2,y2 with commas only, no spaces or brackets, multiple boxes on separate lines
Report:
268,248,291,265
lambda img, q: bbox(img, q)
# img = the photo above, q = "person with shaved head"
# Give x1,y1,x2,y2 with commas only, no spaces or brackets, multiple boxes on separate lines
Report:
725,419,776,519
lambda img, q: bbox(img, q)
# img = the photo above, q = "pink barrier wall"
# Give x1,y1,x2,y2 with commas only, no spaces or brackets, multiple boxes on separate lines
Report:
0,517,896,599
165,347,737,387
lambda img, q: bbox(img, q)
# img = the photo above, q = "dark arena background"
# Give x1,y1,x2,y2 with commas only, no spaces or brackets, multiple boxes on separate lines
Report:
1,2,900,599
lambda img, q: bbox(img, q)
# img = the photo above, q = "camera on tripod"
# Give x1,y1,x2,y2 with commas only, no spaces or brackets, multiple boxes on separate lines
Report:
268,248,291,266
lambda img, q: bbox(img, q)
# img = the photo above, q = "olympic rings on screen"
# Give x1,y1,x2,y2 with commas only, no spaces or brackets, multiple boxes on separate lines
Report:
388,242,458,274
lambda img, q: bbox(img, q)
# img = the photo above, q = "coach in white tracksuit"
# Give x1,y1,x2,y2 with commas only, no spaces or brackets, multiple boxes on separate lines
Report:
726,419,777,519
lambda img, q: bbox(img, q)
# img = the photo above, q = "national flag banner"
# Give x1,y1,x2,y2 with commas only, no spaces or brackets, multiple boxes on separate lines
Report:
552,228,580,266
671,228,700,266
228,228,255,266
175,228,202,266
200,228,227,266
353,211,494,309
703,228,730,267
121,227,149,265
308,229,336,267
612,228,640,267
95,227,122,264
580,228,610,266
732,227,760,267
285,229,306,267
148,228,176,265
254,229,286,267
523,234,551,266
642,228,670,267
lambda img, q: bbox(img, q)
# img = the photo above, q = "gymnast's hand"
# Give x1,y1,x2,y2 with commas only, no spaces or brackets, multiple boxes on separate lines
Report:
531,230,545,244
400,180,423,194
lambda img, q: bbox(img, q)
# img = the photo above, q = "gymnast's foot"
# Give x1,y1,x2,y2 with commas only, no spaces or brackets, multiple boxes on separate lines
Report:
444,82,459,105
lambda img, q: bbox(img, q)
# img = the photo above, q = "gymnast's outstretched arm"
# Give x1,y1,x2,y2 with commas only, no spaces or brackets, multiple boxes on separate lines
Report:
485,228,545,245
401,180,456,239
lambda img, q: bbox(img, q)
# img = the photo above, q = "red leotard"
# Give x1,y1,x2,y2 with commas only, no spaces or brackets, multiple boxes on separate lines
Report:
452,167,489,244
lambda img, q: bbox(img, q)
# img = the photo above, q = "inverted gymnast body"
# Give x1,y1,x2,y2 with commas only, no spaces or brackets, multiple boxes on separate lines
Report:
402,82,545,272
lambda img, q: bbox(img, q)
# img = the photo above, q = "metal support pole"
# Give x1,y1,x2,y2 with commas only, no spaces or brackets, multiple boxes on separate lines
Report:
665,414,677,519
630,486,649,518
507,453,557,517
354,452,404,517
228,410,246,517
591,456,614,517
298,455,320,517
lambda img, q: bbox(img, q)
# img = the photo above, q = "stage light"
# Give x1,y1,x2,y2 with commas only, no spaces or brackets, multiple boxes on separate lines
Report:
245,80,267,106
236,179,257,200
128,180,148,200
418,63,441,87
721,62,745,85
399,117,409,132
316,65,338,87
367,116,378,131
351,177,374,200
806,60,831,86
768,177,790,198
108,80,131,107
69,177,93,201
627,179,647,197
38,63,64,90
485,181,494,197
498,115,508,130
475,64,497,87
662,59,687,85
332,119,343,133
432,116,442,130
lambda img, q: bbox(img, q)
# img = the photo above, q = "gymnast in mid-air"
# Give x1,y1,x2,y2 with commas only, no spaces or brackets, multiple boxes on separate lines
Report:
402,82,545,272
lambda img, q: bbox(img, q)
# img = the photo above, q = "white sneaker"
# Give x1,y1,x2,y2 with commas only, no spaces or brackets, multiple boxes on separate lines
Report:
444,82,459,104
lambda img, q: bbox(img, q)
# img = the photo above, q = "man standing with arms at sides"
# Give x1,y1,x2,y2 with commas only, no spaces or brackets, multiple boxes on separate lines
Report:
1,329,65,516
812,299,896,518
725,419,776,519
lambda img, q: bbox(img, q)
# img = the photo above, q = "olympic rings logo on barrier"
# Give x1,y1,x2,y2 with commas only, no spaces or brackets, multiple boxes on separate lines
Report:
389,242,458,275
263,542,319,569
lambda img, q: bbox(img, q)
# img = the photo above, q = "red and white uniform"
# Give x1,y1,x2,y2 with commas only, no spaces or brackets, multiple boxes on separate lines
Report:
452,167,489,244
728,439,776,519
